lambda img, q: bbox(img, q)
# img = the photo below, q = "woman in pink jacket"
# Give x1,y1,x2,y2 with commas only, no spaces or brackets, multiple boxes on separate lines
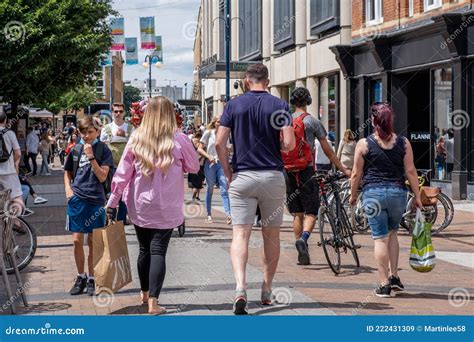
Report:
106,96,199,315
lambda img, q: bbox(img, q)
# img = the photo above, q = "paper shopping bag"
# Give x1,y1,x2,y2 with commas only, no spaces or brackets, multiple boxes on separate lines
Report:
93,220,132,294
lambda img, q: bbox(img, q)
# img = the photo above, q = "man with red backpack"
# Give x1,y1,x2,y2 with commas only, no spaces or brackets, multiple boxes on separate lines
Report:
283,87,351,266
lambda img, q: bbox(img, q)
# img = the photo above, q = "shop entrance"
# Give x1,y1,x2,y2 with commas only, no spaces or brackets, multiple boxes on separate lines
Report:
391,70,431,171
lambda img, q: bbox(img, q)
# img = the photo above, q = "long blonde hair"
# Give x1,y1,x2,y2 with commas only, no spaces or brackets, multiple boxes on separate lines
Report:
207,116,219,130
130,96,177,176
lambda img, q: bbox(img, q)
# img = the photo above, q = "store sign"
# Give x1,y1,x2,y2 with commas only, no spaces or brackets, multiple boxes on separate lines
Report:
410,132,431,142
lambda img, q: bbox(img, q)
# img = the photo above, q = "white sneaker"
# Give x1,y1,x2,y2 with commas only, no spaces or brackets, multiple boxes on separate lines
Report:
34,196,48,205
22,208,34,217
205,216,213,224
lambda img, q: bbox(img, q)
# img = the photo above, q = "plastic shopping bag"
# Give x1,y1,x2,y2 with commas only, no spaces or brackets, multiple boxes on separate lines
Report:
409,209,436,272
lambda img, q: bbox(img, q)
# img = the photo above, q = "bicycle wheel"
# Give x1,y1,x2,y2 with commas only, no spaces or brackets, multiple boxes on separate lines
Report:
351,192,370,233
340,207,360,268
318,206,341,275
429,192,454,234
3,217,37,274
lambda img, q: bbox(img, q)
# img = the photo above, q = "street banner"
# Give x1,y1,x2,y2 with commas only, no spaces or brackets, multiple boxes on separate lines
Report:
140,17,156,49
125,37,138,65
110,17,125,51
99,52,112,66
152,35,163,62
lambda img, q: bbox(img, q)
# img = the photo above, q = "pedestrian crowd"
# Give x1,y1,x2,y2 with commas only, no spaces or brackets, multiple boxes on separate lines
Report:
0,63,423,315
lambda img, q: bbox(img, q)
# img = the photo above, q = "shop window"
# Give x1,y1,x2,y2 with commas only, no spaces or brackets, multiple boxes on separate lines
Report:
370,80,383,104
432,68,453,181
319,74,338,145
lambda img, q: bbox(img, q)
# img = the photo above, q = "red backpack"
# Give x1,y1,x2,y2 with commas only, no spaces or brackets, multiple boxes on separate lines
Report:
281,113,313,172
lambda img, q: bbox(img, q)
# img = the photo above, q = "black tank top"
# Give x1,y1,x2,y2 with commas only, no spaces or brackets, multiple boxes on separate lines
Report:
362,134,406,190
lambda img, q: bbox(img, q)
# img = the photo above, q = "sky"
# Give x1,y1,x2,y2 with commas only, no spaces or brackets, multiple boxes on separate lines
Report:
112,0,200,90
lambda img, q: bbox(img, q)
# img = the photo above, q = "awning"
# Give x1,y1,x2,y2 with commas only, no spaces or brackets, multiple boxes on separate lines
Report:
28,109,54,118
199,60,259,79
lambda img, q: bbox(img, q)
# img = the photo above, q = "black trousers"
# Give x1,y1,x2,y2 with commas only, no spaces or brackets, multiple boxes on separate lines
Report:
26,153,38,175
134,226,173,298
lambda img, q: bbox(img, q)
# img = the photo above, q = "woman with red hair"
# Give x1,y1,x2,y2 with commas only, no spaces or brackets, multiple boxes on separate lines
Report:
349,102,422,298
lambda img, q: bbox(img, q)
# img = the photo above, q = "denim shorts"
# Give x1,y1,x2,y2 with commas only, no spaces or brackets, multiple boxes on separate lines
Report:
362,186,407,240
66,195,106,234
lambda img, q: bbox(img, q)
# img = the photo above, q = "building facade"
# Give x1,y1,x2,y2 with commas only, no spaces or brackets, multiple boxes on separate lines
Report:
332,0,474,199
124,79,184,102
195,0,352,143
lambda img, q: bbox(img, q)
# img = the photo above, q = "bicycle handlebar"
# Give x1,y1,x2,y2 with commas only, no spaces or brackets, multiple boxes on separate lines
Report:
312,171,348,183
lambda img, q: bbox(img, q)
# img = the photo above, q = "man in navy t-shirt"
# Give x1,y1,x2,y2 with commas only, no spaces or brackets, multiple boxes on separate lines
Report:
216,63,296,315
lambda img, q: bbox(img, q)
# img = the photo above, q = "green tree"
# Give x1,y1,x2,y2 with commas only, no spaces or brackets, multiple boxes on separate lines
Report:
0,0,115,114
123,85,142,116
48,85,98,115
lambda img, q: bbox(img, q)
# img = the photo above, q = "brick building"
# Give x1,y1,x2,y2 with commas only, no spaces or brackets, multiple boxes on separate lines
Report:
332,0,474,199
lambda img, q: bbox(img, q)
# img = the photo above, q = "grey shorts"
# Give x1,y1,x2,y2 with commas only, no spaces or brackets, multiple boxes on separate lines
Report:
0,174,23,199
228,170,286,227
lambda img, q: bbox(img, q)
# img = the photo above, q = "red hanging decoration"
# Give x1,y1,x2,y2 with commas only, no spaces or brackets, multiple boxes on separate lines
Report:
129,100,184,130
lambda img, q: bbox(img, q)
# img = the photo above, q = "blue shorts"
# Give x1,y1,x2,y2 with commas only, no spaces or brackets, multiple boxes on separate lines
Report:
362,186,407,240
66,195,106,234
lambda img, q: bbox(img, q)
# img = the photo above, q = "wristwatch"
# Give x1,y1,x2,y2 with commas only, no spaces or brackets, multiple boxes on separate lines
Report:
88,157,96,161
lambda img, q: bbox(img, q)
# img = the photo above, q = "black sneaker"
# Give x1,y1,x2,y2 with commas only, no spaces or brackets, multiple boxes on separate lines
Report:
389,275,405,292
70,275,87,295
295,238,310,265
375,284,391,298
86,278,95,296
233,290,248,315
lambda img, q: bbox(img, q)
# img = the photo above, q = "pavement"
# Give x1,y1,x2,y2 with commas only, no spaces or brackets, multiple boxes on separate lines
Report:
1,163,473,316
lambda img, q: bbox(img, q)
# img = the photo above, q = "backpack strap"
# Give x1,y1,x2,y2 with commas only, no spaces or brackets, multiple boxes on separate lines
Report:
94,141,105,164
72,144,83,178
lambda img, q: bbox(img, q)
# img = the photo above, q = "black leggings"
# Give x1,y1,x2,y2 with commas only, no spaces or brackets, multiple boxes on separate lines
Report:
134,226,173,298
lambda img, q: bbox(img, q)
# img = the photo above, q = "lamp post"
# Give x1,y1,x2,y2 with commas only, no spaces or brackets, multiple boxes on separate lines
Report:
225,0,231,102
143,55,163,99
184,82,188,99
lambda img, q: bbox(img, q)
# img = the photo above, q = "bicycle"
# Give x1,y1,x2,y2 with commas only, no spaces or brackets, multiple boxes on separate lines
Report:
0,189,37,274
314,171,360,275
332,180,370,233
401,169,454,235
2,216,37,274
347,169,454,235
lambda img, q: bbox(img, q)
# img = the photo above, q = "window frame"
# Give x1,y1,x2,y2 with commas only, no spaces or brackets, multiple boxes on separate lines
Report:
365,0,384,26
309,0,340,36
273,0,296,51
218,0,225,61
408,0,414,17
424,0,442,12
238,0,263,61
